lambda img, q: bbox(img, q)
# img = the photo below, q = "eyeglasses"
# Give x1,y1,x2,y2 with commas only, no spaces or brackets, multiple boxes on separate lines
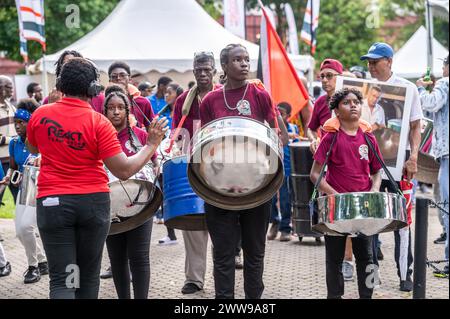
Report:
106,105,126,112
319,73,338,80
110,73,129,81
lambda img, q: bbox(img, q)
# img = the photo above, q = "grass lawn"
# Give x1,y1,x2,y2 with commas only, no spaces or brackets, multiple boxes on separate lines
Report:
0,188,15,219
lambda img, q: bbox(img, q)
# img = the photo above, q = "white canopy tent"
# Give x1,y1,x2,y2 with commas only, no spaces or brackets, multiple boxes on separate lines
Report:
44,0,313,80
392,26,448,79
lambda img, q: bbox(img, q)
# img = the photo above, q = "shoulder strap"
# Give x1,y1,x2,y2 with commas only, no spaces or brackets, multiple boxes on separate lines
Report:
310,132,338,200
363,133,402,196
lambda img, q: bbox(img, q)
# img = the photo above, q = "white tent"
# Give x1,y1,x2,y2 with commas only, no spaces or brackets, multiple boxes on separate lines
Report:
392,26,448,79
44,0,313,76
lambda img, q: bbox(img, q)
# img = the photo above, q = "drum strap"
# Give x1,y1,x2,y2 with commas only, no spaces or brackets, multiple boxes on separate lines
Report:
363,133,403,197
310,133,338,200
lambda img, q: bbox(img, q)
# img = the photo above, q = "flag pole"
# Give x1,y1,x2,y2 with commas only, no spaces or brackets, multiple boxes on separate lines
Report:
42,53,48,97
310,0,314,55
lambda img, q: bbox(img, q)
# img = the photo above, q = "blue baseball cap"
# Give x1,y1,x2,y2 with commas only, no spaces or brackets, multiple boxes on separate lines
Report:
360,42,394,61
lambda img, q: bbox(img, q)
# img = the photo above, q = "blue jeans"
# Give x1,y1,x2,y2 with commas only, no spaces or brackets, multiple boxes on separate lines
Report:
438,156,449,264
270,176,292,233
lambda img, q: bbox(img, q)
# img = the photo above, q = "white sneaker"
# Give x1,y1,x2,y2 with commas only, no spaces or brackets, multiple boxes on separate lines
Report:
342,260,354,281
158,236,178,245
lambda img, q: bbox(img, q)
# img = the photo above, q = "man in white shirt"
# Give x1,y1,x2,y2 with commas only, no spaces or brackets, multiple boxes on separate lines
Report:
361,86,386,131
361,42,423,293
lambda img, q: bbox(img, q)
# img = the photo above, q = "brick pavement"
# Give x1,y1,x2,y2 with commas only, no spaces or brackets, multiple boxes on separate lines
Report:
0,205,448,299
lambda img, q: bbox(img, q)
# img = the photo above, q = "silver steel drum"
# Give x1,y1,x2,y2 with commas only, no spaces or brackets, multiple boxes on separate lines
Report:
107,163,163,235
188,117,284,210
312,192,407,236
18,165,39,207
416,118,439,184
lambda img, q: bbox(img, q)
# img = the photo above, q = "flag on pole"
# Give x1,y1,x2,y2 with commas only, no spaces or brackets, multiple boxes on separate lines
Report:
300,0,320,55
15,0,46,51
223,0,246,39
259,2,309,121
284,3,299,55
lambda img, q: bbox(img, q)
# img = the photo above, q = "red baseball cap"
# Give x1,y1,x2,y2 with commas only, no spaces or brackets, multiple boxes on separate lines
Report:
320,59,343,74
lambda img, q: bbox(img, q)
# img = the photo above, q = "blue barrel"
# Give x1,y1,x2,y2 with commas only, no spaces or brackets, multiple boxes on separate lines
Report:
163,156,206,231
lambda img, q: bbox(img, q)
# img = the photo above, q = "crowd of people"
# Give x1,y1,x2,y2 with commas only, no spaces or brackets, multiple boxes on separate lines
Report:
0,40,448,299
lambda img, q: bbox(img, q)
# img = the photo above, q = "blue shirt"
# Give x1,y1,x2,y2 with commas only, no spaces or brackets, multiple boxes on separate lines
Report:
284,123,299,176
0,164,4,180
148,94,167,114
9,136,30,172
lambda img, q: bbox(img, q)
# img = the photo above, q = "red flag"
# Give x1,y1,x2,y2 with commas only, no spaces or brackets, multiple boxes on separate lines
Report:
259,3,309,121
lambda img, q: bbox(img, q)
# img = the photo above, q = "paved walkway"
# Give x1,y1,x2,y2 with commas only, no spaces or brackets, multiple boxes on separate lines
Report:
0,202,448,299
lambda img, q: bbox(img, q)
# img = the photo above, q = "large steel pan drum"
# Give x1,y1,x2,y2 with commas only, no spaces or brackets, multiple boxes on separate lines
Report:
312,192,407,236
188,117,284,210
18,165,39,207
416,118,439,184
107,164,162,235
163,156,206,231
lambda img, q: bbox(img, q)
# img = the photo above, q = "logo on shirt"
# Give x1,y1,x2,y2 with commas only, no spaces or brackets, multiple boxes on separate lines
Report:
359,144,369,161
237,100,251,116
40,117,86,151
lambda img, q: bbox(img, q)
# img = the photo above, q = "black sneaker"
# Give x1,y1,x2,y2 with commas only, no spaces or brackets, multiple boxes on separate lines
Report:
434,233,447,244
24,266,40,284
399,279,413,292
181,283,202,294
0,261,11,277
38,262,49,275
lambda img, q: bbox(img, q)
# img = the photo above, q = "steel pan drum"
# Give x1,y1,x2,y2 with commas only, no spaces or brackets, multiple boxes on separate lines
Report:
312,192,407,236
18,165,39,207
107,164,162,235
188,117,284,210
163,156,206,231
416,118,439,184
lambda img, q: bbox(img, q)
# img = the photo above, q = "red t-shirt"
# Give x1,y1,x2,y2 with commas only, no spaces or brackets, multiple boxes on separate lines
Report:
200,83,276,126
308,95,332,132
172,90,201,139
42,94,105,113
27,97,123,198
117,126,157,161
313,129,383,193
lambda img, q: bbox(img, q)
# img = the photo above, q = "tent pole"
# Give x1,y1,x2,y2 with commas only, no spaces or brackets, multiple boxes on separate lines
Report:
425,0,434,73
42,54,49,97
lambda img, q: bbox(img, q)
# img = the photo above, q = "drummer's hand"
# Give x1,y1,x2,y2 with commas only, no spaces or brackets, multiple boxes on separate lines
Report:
403,157,417,181
0,177,10,185
310,139,319,154
146,116,169,146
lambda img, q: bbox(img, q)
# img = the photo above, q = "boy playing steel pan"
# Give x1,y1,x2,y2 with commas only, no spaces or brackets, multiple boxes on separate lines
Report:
310,88,383,299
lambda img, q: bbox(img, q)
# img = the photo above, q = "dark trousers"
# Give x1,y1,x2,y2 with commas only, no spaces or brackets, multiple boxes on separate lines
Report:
379,179,413,280
106,220,152,299
325,235,374,299
37,193,110,299
205,200,271,299
0,162,19,204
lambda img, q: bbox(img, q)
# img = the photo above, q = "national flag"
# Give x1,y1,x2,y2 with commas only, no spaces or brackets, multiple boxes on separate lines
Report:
258,2,309,121
300,0,320,55
15,0,46,51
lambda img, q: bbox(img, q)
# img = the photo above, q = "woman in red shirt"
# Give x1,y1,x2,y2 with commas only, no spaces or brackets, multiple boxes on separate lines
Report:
26,58,168,299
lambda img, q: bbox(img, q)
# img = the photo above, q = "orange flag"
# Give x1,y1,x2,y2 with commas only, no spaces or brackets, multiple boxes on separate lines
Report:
259,3,309,121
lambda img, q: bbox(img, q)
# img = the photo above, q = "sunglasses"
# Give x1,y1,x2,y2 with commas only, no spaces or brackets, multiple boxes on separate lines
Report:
318,73,338,80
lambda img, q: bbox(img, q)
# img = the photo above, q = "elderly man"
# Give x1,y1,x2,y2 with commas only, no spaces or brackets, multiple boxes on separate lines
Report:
361,42,423,292
0,75,18,203
416,55,449,277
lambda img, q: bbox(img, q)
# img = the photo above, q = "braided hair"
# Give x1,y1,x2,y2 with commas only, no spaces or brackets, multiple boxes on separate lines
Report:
55,50,83,77
104,91,138,152
219,44,247,84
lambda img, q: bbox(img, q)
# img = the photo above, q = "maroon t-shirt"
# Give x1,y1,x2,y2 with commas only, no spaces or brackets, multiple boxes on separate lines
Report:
314,129,383,193
308,94,332,132
200,83,276,126
130,96,155,128
117,126,156,160
172,90,201,140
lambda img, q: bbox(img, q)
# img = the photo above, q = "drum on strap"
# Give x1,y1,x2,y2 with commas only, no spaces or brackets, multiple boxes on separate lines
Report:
107,163,162,235
290,141,321,239
312,192,407,236
187,117,284,210
163,155,206,231
18,165,39,207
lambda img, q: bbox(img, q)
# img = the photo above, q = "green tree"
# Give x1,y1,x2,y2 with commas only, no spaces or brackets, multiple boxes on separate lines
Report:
0,0,120,63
